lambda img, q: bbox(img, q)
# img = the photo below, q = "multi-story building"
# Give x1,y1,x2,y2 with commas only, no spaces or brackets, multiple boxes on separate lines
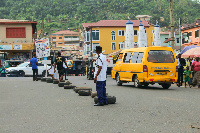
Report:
50,30,80,48
82,20,154,55
181,19,200,46
0,19,37,60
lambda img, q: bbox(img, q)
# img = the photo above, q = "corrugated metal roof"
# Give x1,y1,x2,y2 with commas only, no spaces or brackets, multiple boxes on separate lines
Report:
51,30,79,35
0,19,37,24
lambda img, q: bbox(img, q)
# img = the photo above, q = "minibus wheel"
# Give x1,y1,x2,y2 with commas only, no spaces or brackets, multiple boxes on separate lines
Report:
116,74,122,86
161,83,171,89
134,76,142,88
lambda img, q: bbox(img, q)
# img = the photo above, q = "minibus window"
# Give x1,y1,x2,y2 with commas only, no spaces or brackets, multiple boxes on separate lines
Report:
148,50,175,63
123,52,132,63
131,52,144,63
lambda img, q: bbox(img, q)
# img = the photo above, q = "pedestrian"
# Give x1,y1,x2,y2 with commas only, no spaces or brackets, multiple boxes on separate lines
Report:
49,61,55,79
0,66,5,77
183,66,193,88
30,54,38,81
54,51,68,83
94,46,107,106
176,54,186,87
191,56,200,88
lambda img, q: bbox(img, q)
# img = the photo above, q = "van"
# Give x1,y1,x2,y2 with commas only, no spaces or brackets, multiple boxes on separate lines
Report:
112,46,178,89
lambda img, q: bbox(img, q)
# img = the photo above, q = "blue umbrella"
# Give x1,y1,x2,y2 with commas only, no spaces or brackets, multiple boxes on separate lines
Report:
179,45,199,55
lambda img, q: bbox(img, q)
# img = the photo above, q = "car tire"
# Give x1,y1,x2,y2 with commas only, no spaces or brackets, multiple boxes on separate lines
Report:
53,80,59,84
64,85,76,89
116,74,122,86
144,83,149,87
73,87,92,93
41,78,47,82
46,79,53,83
78,90,91,96
134,76,142,88
161,83,171,89
94,96,116,104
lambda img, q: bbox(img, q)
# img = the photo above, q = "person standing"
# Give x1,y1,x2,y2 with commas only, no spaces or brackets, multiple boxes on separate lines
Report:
192,56,200,88
177,54,186,87
49,61,55,79
30,54,38,81
94,46,107,106
54,51,68,83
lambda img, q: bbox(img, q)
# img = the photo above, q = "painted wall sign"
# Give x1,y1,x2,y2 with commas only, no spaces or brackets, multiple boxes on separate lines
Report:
0,45,12,50
13,45,22,50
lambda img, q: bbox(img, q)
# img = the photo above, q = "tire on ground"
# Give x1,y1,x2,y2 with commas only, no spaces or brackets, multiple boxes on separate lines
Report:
53,80,59,84
46,79,53,83
94,96,116,104
73,87,92,93
37,77,41,80
41,78,47,82
91,91,108,98
58,82,70,87
64,85,76,89
78,90,91,96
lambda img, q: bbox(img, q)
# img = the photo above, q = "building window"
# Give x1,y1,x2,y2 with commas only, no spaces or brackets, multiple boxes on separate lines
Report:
92,30,100,41
87,44,90,54
134,30,137,36
118,30,124,36
58,42,63,44
111,42,116,50
85,31,90,42
119,42,124,49
59,37,62,39
195,30,199,38
188,32,192,37
72,36,78,38
111,31,116,40
6,27,26,38
64,36,71,38
52,42,56,47
93,43,100,54
165,38,168,40
176,38,179,43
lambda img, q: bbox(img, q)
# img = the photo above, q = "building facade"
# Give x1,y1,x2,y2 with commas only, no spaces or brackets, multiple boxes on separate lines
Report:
82,20,154,55
160,32,181,47
0,19,37,60
181,19,200,46
50,30,80,48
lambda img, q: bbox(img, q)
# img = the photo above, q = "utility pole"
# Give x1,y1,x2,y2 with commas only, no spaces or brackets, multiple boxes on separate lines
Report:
170,0,175,50
90,28,93,57
179,18,181,52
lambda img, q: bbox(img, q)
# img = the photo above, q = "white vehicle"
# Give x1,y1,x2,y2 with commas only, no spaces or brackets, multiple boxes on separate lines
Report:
6,62,51,77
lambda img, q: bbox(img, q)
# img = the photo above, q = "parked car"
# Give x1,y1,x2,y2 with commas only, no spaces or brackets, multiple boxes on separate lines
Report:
5,62,51,77
4,60,24,68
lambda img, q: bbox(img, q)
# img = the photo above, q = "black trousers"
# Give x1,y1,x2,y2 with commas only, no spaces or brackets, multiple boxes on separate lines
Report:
32,69,38,80
177,68,183,86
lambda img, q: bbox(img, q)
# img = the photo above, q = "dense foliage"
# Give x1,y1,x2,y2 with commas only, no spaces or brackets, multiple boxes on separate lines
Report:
0,0,199,33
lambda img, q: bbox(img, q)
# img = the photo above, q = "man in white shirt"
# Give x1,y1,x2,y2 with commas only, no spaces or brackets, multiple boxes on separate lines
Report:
94,46,107,106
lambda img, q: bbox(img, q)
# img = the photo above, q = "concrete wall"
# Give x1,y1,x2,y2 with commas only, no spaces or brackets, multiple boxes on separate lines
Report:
0,24,33,43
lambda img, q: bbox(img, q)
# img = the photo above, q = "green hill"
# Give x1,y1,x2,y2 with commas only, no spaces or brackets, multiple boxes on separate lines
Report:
0,0,199,33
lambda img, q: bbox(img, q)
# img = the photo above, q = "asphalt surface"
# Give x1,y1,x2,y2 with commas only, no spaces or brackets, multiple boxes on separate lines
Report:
0,76,200,133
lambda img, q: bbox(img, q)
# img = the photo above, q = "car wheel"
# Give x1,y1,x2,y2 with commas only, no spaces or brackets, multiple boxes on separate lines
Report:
134,76,142,88
19,71,25,77
161,83,171,89
144,83,149,87
116,74,122,86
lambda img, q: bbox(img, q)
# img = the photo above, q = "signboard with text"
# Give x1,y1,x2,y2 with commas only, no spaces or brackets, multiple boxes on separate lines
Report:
35,38,50,58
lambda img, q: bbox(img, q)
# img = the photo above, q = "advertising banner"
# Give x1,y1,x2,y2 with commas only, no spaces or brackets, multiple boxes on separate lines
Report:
0,45,12,50
35,38,50,58
13,45,22,50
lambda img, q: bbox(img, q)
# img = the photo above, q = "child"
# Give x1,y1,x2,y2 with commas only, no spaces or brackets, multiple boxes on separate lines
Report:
183,66,193,88
49,61,55,79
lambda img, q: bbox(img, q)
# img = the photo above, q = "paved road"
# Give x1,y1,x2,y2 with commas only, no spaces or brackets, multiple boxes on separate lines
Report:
0,76,200,133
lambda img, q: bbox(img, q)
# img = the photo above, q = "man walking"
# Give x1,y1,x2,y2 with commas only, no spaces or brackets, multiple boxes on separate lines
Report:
30,54,38,81
54,51,68,83
94,46,107,106
177,54,186,87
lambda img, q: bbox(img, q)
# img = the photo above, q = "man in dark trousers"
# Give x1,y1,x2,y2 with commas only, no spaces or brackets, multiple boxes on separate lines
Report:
30,54,38,81
177,54,186,87
54,51,68,83
94,46,107,106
